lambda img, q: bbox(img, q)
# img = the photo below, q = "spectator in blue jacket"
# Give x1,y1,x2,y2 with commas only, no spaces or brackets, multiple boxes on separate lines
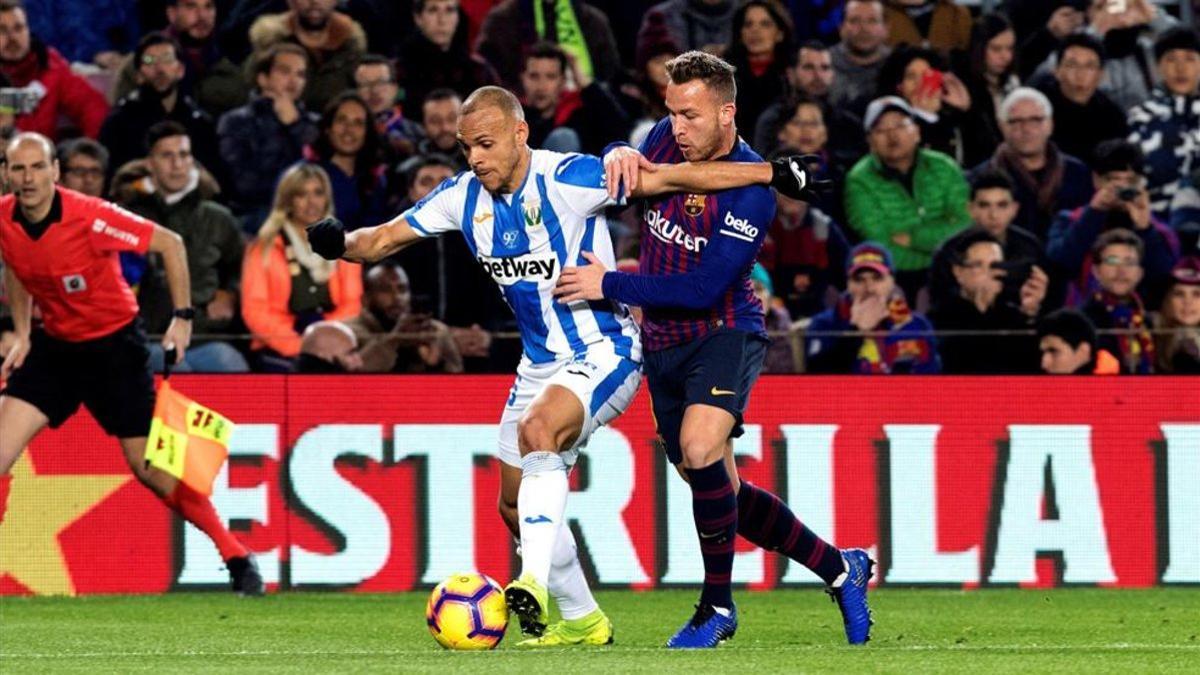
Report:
1128,27,1200,219
216,42,318,232
805,242,940,374
1047,139,1179,308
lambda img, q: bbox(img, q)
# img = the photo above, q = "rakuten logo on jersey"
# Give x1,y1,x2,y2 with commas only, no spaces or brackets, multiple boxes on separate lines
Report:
722,211,759,239
646,209,707,252
477,254,558,284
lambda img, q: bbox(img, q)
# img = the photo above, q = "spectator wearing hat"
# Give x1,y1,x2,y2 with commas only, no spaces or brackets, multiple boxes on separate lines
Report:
1081,228,1156,374
1128,27,1200,219
928,229,1047,374
805,242,940,374
1154,256,1200,374
845,95,971,302
1036,307,1119,375
1048,139,1179,308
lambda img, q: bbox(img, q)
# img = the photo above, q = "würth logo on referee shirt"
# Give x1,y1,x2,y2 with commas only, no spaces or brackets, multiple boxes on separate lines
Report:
91,218,141,247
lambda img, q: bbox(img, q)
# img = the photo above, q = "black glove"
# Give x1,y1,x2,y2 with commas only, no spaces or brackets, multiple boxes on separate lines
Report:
770,154,832,203
307,217,346,260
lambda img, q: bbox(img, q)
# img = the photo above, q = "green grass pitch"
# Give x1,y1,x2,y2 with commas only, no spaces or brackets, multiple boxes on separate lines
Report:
2,589,1198,673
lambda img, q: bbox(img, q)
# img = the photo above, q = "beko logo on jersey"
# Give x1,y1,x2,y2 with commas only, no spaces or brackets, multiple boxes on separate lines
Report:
646,209,707,252
721,211,759,240
91,218,141,246
477,254,558,283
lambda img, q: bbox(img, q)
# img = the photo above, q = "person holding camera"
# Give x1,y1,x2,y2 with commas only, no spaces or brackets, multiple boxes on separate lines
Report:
929,168,1047,314
1047,139,1179,307
929,229,1047,373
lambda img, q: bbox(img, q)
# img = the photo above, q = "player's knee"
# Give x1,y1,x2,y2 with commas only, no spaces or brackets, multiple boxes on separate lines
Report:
679,436,723,469
516,414,556,455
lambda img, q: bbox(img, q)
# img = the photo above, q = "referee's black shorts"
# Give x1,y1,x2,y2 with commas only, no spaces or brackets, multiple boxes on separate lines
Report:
644,328,768,466
2,319,155,438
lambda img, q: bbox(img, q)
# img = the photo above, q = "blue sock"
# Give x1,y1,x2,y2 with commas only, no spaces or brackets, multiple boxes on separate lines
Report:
684,460,737,610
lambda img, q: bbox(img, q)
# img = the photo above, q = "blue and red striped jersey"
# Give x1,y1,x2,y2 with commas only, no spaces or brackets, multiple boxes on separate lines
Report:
601,117,775,352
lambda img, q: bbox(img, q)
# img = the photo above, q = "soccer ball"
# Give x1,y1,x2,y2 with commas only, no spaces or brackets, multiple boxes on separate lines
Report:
426,573,508,650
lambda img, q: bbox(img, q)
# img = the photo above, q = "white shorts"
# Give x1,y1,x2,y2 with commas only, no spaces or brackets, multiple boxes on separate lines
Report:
497,344,642,468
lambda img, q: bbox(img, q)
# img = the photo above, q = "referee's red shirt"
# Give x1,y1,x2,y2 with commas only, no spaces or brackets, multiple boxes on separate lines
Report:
0,187,155,341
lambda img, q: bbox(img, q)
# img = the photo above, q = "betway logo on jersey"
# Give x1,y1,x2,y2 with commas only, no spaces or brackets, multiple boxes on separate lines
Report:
91,218,141,247
646,209,707,252
477,254,558,283
720,211,759,242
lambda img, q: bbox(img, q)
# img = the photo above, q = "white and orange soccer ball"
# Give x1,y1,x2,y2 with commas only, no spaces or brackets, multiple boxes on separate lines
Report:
425,573,508,650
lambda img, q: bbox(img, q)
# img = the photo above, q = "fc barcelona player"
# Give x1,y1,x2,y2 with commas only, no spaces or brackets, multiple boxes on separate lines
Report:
555,51,873,648
0,132,262,595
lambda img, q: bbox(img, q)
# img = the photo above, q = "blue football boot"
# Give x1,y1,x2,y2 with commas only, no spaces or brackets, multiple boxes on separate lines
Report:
666,603,737,649
826,548,874,645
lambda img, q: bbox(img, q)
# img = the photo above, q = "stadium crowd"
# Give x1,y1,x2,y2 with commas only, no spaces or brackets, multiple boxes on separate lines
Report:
0,0,1197,375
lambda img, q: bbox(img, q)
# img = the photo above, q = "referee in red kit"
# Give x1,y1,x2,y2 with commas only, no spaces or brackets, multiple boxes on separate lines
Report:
0,132,262,595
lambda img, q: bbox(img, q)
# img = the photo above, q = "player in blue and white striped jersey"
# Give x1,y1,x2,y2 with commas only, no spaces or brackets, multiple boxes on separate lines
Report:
306,85,812,647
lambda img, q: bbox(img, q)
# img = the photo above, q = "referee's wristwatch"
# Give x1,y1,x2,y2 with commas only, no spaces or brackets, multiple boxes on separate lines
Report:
172,307,196,321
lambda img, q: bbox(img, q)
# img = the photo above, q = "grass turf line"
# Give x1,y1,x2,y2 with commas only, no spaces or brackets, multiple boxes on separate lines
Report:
2,589,1198,673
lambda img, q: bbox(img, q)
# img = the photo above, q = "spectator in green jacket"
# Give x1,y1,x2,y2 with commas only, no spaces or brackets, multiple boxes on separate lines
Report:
128,121,248,373
844,95,971,301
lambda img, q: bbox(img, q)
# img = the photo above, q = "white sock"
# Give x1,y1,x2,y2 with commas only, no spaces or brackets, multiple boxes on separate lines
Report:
549,524,598,620
517,451,569,588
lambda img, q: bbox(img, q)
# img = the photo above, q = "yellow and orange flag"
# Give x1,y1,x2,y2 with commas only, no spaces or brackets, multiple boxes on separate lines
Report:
143,380,234,496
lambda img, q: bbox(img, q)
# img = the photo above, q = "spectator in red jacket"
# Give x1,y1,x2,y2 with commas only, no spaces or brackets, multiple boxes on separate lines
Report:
0,0,108,139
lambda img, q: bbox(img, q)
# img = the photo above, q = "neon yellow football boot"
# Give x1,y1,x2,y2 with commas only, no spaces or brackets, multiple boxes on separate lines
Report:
516,608,614,647
504,573,550,636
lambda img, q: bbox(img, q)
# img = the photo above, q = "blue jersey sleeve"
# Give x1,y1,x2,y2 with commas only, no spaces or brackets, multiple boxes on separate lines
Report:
551,153,625,217
601,185,776,309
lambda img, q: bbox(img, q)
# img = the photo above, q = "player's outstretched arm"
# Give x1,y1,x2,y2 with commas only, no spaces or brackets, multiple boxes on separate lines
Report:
606,145,830,202
148,225,193,363
631,160,770,198
308,215,425,263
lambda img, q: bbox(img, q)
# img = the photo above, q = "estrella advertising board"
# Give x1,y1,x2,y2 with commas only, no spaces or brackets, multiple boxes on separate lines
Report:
1,376,1197,595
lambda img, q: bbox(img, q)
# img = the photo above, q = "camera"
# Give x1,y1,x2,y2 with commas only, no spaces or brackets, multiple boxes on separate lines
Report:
0,85,44,116
1116,186,1140,202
